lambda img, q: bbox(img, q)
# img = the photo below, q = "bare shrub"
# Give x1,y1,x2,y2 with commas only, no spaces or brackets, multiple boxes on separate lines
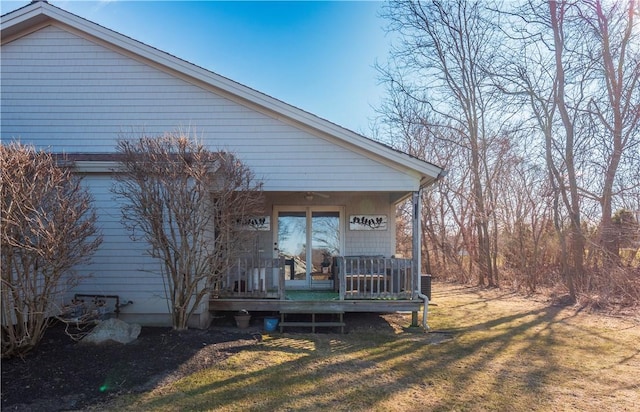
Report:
578,266,640,309
1,143,102,358
112,132,264,330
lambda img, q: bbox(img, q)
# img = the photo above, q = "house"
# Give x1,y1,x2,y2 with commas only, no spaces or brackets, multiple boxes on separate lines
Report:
1,1,444,329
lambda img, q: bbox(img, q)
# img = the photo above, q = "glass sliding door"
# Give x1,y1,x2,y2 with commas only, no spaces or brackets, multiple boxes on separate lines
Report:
275,207,342,289
276,211,307,288
310,211,340,282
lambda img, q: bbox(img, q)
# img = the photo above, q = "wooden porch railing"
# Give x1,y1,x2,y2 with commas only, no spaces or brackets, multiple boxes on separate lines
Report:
336,256,414,300
210,256,415,300
210,258,285,299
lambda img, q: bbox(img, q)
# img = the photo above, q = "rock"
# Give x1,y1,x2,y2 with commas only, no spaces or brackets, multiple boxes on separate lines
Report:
82,318,141,344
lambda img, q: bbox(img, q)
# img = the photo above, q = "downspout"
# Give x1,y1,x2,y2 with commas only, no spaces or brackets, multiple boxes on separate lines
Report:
412,188,429,331
414,170,445,331
415,289,430,331
411,189,422,328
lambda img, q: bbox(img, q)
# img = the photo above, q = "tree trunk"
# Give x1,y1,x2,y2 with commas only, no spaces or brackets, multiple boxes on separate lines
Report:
549,0,584,301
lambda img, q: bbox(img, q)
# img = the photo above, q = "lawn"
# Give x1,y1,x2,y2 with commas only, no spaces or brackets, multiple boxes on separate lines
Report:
105,283,640,411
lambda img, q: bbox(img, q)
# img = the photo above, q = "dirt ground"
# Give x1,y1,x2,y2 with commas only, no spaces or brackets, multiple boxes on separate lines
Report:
1,312,398,412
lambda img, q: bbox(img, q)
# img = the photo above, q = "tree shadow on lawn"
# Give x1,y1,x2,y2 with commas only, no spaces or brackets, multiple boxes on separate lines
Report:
133,302,639,412
434,283,523,309
128,308,540,410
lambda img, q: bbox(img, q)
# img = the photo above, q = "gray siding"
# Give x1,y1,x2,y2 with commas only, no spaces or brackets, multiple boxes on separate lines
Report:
1,25,419,192
70,175,169,319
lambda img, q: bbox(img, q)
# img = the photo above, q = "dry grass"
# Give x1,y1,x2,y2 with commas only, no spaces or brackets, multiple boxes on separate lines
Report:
108,283,640,411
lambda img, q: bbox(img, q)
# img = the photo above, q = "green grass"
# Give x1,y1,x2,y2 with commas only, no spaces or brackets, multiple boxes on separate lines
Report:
103,284,640,411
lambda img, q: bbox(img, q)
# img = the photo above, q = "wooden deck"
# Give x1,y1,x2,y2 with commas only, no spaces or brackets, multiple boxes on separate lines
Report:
208,297,423,313
211,256,416,298
209,256,423,315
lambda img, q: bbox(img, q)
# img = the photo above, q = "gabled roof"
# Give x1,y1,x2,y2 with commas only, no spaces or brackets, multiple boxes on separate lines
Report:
1,1,445,188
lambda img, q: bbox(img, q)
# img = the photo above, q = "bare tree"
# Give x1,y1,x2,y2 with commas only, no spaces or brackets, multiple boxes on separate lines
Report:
580,0,640,264
542,0,587,300
612,208,640,265
378,0,639,305
379,0,506,286
380,91,477,282
112,133,263,330
492,0,592,300
497,0,639,300
496,153,557,293
1,143,101,358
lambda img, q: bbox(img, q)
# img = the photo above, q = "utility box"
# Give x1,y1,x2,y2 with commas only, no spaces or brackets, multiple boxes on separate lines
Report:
421,274,432,301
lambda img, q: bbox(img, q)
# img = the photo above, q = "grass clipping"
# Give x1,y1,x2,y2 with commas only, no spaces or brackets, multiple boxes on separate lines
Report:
125,284,639,412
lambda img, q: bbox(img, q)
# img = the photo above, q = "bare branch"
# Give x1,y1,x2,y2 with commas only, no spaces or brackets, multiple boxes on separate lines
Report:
112,132,264,330
1,143,102,358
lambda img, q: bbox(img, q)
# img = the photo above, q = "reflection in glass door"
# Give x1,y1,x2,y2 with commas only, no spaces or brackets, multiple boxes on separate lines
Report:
310,211,340,282
275,207,342,289
276,211,307,287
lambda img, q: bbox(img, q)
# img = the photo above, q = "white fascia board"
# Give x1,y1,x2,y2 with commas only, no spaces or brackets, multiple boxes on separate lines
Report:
1,4,37,26
1,1,42,24
1,3,50,40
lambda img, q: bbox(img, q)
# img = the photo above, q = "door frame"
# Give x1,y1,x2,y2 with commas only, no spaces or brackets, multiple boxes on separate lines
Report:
273,205,345,289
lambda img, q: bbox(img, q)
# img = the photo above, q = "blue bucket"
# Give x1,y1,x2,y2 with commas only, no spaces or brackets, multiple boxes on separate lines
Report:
264,317,279,332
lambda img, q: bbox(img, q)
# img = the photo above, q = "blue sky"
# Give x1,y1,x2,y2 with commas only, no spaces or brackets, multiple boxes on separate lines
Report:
1,1,392,134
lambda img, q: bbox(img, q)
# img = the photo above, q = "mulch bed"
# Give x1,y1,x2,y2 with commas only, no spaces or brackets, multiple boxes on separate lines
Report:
1,318,261,412
1,312,400,411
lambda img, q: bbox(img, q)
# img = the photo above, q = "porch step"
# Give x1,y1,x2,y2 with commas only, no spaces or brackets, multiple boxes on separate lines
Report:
279,311,345,334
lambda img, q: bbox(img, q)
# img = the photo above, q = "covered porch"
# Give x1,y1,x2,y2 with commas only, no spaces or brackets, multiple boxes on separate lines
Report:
208,189,431,318
209,255,424,314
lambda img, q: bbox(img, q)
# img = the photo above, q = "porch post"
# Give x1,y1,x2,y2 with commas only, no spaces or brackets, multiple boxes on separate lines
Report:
411,190,421,327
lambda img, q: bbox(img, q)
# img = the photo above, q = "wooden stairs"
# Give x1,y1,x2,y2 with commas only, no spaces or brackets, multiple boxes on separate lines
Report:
278,309,345,334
